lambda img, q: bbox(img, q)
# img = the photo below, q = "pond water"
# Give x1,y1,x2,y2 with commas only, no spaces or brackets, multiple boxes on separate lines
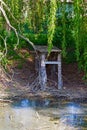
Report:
0,98,87,130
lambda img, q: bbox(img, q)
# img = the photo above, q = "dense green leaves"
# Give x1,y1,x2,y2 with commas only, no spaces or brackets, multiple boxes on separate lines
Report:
47,0,57,54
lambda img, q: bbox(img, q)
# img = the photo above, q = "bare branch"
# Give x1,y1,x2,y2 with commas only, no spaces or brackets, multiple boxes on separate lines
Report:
19,34,37,54
0,35,8,61
0,0,37,55
0,6,19,49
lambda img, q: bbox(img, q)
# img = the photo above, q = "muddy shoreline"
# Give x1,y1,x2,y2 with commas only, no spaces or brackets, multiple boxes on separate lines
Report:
1,87,87,103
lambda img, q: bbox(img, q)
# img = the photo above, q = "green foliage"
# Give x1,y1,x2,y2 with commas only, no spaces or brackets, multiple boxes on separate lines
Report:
0,0,87,77
27,33,47,45
0,57,9,69
73,0,82,61
72,0,87,75
61,1,67,57
47,0,57,54
19,33,47,50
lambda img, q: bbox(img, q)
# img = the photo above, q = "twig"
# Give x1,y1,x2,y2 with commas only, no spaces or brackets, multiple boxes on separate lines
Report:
0,35,8,61
34,126,50,130
35,111,40,119
47,78,57,86
0,98,13,103
19,34,37,55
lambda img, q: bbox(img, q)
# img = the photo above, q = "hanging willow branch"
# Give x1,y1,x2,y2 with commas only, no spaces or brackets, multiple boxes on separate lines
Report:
0,0,36,53
61,0,67,57
0,0,19,23
73,0,83,61
47,0,57,54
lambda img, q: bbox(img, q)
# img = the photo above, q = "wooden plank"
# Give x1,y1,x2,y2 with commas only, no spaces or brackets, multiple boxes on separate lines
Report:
45,61,60,65
35,45,61,53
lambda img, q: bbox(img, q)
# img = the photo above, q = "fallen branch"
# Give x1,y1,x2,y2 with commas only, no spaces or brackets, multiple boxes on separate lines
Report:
35,111,40,119
0,98,13,103
34,126,50,130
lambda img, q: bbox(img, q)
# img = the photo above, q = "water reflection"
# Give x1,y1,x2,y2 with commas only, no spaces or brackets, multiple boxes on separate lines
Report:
0,99,87,130
61,102,84,127
12,98,50,108
66,102,82,114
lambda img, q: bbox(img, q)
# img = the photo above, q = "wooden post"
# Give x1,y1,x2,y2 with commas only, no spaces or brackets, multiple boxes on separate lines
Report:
39,54,47,90
58,53,63,89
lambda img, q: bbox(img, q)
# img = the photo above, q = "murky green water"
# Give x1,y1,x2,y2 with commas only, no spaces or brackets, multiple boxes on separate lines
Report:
0,98,87,130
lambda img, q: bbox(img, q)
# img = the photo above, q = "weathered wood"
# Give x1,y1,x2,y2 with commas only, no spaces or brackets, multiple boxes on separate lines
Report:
39,54,47,90
35,45,63,90
35,45,61,53
45,61,60,64
58,54,63,89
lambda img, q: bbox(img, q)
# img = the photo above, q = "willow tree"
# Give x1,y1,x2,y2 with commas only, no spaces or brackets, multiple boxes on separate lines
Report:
77,0,87,77
47,0,87,76
0,0,35,63
72,0,87,77
27,0,44,33
0,0,87,77
73,0,83,61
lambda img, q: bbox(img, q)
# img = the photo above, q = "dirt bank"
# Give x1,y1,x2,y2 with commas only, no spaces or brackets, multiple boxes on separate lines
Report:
0,52,87,101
